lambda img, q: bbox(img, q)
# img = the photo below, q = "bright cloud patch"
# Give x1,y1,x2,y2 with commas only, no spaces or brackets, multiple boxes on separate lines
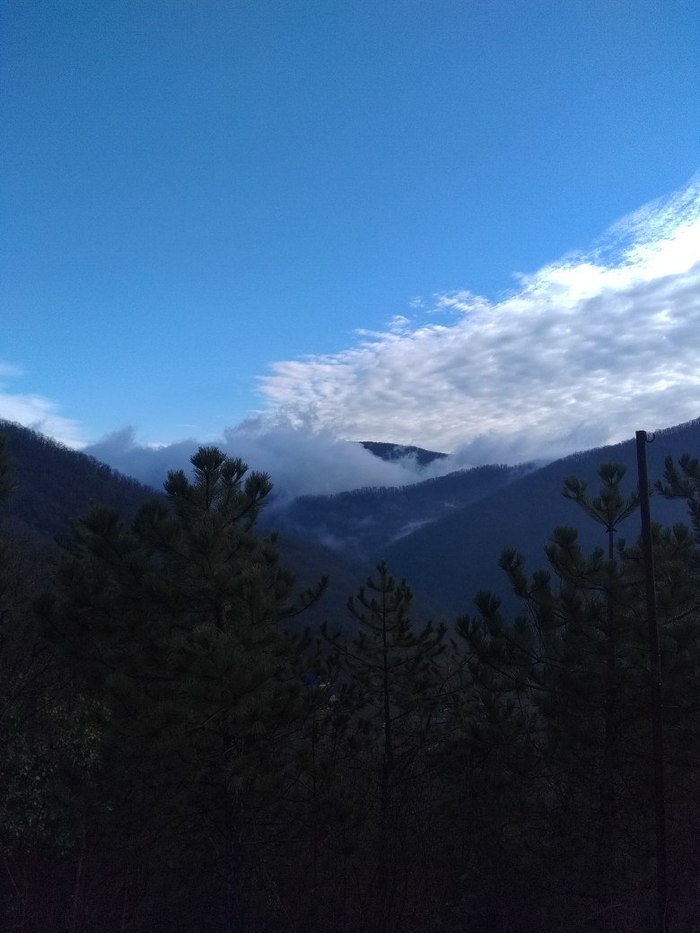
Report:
260,175,700,463
85,418,453,501
0,365,85,449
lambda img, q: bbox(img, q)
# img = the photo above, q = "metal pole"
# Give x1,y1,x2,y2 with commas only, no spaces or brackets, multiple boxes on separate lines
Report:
635,430,668,931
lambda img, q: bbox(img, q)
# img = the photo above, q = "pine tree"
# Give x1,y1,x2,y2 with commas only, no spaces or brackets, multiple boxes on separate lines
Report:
324,562,445,932
561,465,639,917
48,446,320,931
456,460,700,929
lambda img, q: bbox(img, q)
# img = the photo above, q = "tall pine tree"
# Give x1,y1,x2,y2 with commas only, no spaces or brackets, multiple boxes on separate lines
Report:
49,446,319,931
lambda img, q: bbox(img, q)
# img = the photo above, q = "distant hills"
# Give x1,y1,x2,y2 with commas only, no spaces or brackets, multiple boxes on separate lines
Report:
384,422,698,614
268,462,536,559
271,420,700,615
360,440,447,466
3,416,700,622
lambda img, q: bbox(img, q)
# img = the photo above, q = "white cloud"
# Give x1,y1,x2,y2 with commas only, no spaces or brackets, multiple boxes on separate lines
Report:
386,314,412,334
0,365,86,449
260,174,700,464
85,416,454,501
7,176,700,499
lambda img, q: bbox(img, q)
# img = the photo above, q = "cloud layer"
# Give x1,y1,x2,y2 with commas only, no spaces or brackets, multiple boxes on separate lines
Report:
4,175,700,499
85,420,455,502
261,174,700,464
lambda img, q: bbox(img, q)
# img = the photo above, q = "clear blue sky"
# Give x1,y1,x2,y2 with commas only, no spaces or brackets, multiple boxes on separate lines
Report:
2,0,699,459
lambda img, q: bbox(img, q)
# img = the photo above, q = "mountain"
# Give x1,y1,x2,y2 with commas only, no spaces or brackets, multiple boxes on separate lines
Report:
5,416,700,625
0,420,157,545
360,440,447,466
267,419,700,616
0,421,386,628
268,461,536,560
383,421,700,614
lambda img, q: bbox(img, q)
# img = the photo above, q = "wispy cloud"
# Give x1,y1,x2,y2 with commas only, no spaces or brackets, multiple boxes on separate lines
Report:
0,365,86,449
260,174,700,464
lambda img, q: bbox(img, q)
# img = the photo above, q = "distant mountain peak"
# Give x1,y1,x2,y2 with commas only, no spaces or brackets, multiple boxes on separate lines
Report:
360,441,447,466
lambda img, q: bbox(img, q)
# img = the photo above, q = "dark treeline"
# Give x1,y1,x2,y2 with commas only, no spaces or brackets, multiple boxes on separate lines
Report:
1,436,699,931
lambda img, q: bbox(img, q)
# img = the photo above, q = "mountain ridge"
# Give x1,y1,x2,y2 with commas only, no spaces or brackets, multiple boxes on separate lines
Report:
3,415,700,619
383,418,700,613
360,440,447,466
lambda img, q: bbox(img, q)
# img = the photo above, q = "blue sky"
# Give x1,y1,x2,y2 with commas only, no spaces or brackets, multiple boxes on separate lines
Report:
2,1,699,489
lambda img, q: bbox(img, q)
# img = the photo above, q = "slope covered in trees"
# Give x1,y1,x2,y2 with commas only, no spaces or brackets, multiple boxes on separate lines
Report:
0,420,157,541
269,461,535,560
385,420,700,614
360,440,448,466
1,426,699,930
0,422,375,628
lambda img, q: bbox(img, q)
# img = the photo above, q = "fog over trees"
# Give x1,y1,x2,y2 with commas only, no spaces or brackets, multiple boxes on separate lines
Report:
0,423,699,931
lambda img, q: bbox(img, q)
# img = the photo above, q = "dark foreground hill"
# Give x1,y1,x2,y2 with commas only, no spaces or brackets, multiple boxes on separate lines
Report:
0,421,392,628
0,419,156,542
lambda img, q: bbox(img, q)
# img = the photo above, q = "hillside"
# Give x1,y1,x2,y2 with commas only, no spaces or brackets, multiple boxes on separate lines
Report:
269,461,535,559
265,419,700,615
5,417,700,621
384,420,700,613
360,440,447,466
0,420,158,542
0,422,387,628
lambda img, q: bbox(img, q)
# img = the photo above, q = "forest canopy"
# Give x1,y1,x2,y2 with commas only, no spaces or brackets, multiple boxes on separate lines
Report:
0,436,698,932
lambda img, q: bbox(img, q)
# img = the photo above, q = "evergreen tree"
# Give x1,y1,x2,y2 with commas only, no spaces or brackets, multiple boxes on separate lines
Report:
658,451,700,542
457,462,700,930
561,465,639,915
324,562,445,932
48,446,319,931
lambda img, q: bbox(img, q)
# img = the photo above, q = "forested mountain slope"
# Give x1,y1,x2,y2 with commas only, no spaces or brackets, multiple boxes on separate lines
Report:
0,419,156,541
269,461,535,559
0,422,392,628
360,440,447,465
4,417,700,620
1,420,700,930
385,420,700,613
